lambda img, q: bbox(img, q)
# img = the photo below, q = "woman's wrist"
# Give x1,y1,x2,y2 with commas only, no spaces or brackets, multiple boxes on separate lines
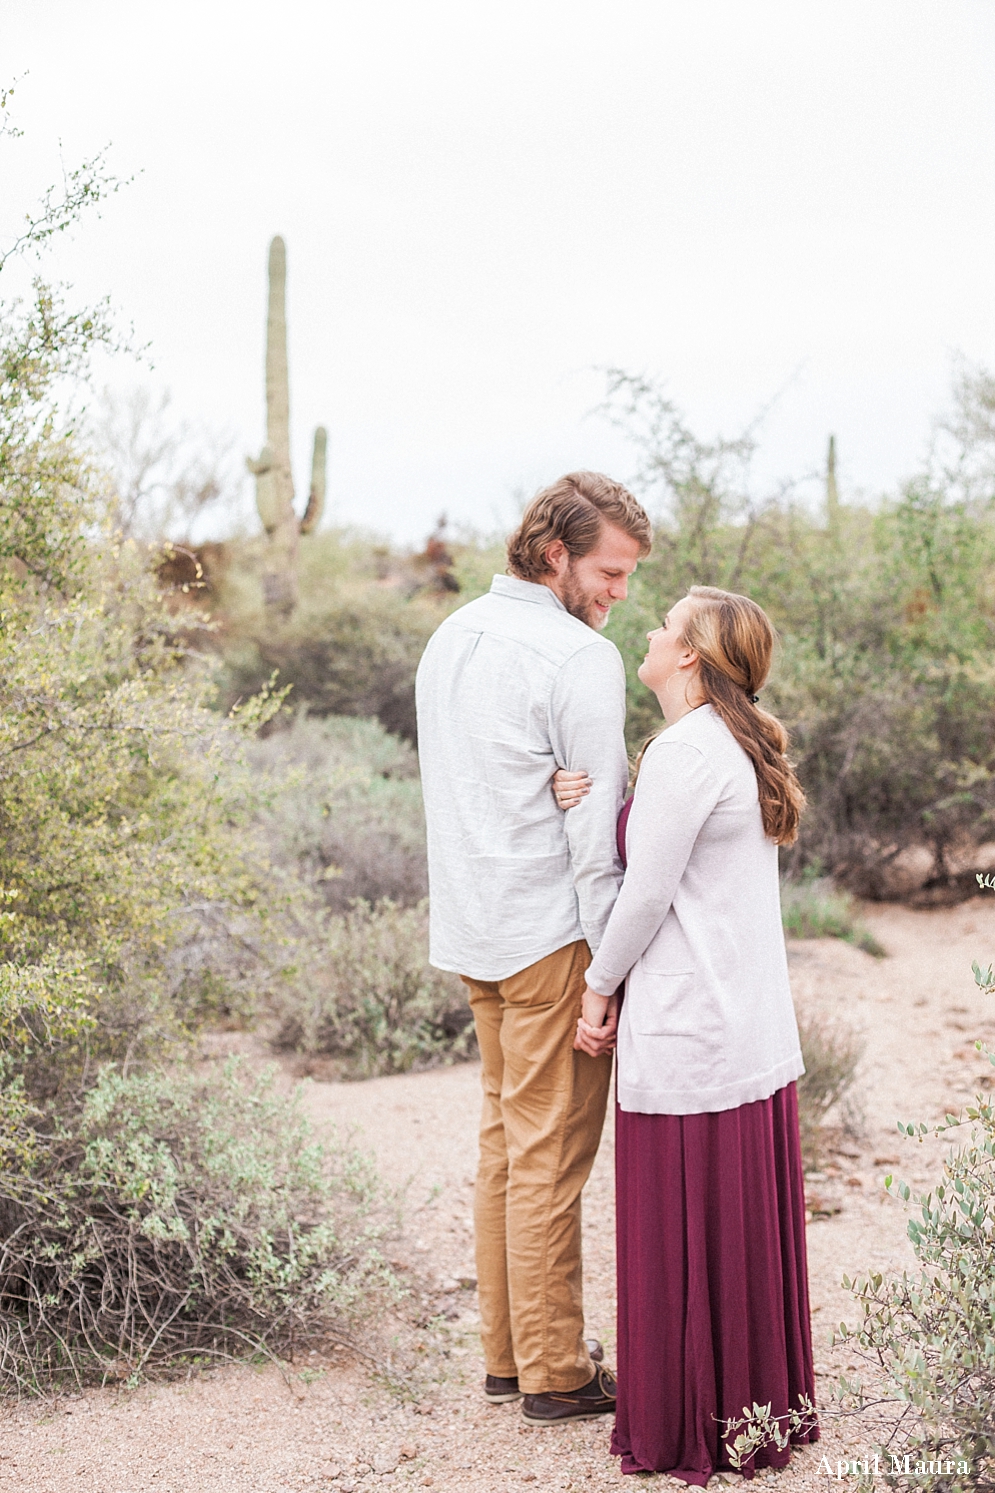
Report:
581,986,610,1024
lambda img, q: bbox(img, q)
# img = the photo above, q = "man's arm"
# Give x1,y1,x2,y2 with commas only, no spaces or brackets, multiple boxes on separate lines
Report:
548,641,629,954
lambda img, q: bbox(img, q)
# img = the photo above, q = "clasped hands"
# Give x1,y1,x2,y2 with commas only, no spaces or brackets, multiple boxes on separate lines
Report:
574,986,618,1058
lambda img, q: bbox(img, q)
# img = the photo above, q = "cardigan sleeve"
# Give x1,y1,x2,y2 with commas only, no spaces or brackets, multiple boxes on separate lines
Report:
584,737,723,996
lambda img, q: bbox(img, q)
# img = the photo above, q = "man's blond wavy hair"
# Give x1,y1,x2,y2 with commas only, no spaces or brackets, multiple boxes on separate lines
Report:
506,471,651,581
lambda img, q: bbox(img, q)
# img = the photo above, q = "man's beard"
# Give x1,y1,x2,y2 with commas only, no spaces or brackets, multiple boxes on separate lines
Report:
561,562,610,631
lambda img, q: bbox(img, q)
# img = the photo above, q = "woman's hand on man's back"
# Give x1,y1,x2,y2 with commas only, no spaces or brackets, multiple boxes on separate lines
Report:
553,768,591,810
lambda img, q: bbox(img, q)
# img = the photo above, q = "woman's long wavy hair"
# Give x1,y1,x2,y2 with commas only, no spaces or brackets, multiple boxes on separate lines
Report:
639,586,806,845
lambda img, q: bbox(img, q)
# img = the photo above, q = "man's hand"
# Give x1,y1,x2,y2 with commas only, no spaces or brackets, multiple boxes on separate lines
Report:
574,987,618,1057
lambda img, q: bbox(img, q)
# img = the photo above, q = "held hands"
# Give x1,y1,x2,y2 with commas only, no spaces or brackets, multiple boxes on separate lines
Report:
574,986,618,1058
553,768,591,810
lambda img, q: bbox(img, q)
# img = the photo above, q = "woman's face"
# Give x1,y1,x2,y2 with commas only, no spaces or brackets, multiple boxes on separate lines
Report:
637,597,697,696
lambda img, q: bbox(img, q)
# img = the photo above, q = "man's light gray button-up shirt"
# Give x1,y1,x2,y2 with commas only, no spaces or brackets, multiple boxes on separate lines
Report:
415,574,629,982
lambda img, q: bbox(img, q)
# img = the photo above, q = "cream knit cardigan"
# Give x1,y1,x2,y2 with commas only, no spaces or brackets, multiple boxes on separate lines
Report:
585,703,804,1115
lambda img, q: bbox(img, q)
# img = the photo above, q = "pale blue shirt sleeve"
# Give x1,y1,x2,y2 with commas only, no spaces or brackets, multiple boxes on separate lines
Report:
547,641,630,955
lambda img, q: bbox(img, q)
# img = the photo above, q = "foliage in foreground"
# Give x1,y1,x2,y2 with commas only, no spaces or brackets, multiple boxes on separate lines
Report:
0,538,277,1084
828,961,995,1491
0,123,401,1397
0,168,285,1087
0,1061,394,1393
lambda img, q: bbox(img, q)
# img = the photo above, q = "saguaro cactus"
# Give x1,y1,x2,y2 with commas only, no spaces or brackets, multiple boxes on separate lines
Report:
826,434,840,529
247,237,328,613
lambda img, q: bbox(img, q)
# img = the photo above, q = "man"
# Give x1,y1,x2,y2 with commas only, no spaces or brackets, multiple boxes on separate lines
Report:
415,471,651,1425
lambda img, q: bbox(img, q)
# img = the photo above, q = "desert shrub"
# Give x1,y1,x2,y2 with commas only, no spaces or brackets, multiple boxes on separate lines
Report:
0,276,280,1078
225,590,435,743
248,713,428,911
0,524,287,1077
126,707,472,1074
808,889,995,1489
831,985,995,1492
0,131,402,1397
211,531,453,742
0,1061,394,1393
271,899,473,1079
231,714,475,1075
780,875,885,956
811,904,995,1487
795,1014,864,1168
835,1105,995,1492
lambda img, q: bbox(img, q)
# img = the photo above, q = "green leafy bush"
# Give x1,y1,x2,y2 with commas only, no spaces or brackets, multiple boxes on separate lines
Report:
0,555,277,1071
271,899,473,1079
0,1061,394,1392
0,132,400,1397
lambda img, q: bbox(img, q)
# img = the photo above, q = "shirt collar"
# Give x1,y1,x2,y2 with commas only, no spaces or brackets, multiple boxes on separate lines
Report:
489,573,567,612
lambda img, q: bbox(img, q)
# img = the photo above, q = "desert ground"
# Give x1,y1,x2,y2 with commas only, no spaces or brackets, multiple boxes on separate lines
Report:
3,898,994,1493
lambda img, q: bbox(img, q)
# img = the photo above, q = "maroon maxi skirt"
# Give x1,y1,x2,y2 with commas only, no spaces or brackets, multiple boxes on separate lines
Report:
612,1081,818,1483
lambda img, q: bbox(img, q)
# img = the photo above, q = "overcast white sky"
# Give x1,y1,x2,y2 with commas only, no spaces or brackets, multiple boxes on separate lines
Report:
3,1,995,542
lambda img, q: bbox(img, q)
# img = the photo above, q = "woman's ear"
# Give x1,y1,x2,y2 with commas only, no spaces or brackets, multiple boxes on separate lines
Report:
678,646,699,670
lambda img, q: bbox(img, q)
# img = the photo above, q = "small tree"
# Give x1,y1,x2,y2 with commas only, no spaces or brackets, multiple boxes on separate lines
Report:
92,384,241,542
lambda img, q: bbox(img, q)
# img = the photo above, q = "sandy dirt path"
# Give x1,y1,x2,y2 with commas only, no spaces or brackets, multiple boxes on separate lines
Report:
4,898,995,1493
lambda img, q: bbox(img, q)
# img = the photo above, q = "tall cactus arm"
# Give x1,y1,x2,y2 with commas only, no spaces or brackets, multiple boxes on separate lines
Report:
300,426,327,534
247,446,283,533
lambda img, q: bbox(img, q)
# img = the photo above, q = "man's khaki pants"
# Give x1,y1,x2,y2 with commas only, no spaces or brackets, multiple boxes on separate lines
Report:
460,939,611,1395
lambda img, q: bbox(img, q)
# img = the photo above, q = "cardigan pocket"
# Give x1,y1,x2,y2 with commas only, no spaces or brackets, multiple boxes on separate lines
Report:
630,971,697,1036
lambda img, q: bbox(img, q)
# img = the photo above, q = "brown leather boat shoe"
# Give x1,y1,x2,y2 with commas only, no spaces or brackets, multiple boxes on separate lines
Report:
521,1364,618,1425
484,1374,522,1403
483,1341,604,1404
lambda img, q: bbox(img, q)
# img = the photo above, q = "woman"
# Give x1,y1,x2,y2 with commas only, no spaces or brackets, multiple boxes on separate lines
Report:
556,585,817,1484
